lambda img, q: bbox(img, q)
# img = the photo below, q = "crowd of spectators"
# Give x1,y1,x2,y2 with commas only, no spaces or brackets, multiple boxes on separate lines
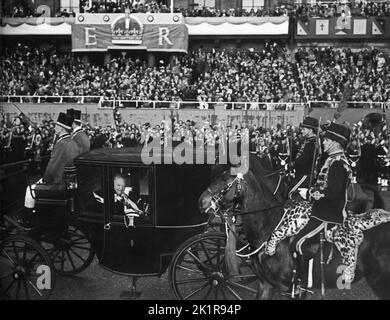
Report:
79,0,289,16
177,6,288,17
0,42,302,105
2,42,390,107
0,1,75,18
295,1,390,21
79,0,171,14
79,1,390,18
0,43,189,102
2,0,390,18
1,5,44,18
191,43,301,107
296,47,390,107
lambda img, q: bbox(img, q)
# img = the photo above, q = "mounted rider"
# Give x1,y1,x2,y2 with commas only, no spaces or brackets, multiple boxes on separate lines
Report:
265,123,354,281
288,116,320,198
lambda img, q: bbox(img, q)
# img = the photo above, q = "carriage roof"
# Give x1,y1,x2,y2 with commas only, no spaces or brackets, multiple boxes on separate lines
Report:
76,146,153,164
75,146,224,167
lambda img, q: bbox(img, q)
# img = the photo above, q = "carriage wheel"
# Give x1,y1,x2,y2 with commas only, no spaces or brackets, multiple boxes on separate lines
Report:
41,225,95,276
0,235,55,300
169,232,259,300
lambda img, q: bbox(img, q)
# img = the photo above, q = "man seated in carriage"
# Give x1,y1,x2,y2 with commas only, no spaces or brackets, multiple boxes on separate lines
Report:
112,174,143,216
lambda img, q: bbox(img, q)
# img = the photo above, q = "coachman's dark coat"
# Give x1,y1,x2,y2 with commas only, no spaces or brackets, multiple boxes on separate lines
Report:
43,133,79,185
72,128,91,155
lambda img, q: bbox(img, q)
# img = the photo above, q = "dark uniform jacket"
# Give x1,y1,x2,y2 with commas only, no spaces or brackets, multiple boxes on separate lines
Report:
43,133,79,186
308,151,352,224
289,136,317,193
72,127,90,155
293,136,317,176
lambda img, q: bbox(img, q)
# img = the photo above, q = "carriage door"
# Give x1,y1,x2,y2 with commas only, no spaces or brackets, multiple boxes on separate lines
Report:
100,166,157,275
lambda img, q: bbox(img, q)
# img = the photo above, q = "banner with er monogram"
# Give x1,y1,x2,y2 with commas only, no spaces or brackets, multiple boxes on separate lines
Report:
71,11,188,52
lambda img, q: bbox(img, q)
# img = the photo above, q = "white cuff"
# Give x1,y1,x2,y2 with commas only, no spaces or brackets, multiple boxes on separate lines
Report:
298,188,308,200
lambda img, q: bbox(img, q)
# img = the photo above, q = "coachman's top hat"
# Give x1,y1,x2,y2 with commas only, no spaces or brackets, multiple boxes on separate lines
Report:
324,123,351,149
56,112,73,131
67,108,82,124
300,116,319,132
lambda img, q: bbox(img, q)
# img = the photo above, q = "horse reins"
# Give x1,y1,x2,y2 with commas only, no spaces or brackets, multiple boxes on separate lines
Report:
206,169,285,216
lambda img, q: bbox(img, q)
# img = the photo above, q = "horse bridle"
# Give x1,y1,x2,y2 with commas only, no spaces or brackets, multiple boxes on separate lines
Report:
205,169,284,216
205,173,244,214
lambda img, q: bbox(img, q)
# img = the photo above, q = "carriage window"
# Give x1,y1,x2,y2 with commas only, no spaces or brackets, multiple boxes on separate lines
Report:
110,167,152,225
77,165,104,218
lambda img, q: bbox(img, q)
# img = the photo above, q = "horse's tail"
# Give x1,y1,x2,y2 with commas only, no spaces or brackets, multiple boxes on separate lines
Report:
360,184,385,209
225,228,240,275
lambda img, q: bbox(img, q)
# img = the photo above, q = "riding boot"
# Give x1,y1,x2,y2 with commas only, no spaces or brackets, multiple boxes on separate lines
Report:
291,252,301,298
288,252,305,299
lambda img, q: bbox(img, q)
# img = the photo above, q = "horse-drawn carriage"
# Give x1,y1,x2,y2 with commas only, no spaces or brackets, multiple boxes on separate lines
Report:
2,146,389,300
1,147,258,299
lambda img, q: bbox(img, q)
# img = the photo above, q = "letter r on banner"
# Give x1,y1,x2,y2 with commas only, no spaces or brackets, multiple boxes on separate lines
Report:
85,27,97,46
158,27,173,46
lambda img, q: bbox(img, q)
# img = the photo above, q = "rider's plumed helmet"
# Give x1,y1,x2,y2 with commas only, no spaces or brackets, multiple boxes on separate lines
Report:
300,116,319,133
324,123,351,149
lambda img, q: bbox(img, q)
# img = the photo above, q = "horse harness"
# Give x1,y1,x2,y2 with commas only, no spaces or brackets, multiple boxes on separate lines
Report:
205,170,285,258
206,168,286,215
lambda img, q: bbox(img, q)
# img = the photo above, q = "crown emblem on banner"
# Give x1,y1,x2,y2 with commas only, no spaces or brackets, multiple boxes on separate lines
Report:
111,9,143,45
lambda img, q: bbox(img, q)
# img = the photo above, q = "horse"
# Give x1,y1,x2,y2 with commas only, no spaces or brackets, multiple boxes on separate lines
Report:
199,154,390,299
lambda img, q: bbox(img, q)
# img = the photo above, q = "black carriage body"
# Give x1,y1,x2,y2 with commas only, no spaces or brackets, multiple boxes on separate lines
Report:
74,147,212,276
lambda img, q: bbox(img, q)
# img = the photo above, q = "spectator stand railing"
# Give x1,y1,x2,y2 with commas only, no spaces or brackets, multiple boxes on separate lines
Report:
103,100,304,111
291,0,390,6
2,96,389,110
308,101,390,110
0,95,102,104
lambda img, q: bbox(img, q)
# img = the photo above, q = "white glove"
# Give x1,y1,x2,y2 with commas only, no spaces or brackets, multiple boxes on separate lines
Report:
298,188,308,200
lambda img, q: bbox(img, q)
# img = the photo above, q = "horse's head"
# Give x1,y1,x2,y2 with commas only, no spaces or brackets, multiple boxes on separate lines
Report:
199,167,245,215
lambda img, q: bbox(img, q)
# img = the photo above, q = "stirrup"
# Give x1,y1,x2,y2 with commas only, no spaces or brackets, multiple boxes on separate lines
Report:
281,281,314,299
296,284,314,295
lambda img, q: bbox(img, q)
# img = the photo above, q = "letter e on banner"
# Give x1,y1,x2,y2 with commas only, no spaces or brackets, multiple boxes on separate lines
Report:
158,27,173,46
85,27,97,46
36,265,51,290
